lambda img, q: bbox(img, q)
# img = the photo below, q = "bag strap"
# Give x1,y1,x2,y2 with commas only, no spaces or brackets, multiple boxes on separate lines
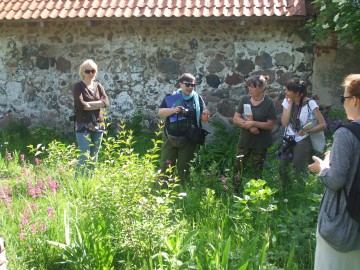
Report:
337,122,360,207
341,122,360,142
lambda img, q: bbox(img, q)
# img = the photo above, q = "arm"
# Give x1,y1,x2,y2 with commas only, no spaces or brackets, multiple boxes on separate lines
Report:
319,128,354,190
158,106,184,118
233,112,246,128
73,83,88,111
281,99,292,127
243,119,275,130
84,100,106,110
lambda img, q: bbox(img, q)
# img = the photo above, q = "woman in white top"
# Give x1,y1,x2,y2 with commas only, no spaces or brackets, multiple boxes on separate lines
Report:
279,79,326,189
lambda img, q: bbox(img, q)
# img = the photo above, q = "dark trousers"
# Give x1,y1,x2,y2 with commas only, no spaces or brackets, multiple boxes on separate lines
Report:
233,147,268,184
160,133,198,183
279,136,312,189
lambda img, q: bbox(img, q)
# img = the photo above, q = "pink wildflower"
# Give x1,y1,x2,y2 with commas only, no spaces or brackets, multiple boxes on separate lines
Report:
30,224,37,235
47,207,55,219
7,152,12,161
39,223,47,232
34,157,41,164
37,179,46,191
20,154,25,162
47,178,60,195
19,233,25,240
21,209,29,225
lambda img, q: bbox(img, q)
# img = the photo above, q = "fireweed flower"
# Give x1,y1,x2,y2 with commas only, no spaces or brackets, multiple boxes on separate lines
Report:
34,157,41,164
30,224,37,235
21,209,29,225
27,181,42,198
47,179,60,195
19,233,25,240
20,154,25,162
47,207,55,219
39,223,47,232
37,179,46,191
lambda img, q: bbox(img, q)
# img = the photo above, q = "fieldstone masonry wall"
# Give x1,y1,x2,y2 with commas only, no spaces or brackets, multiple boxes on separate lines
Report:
0,19,314,138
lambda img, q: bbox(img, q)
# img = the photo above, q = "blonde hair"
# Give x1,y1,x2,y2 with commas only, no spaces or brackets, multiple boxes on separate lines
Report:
343,74,360,97
78,59,98,79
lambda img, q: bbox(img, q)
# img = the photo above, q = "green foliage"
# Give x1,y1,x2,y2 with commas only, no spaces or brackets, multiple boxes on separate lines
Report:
1,117,330,270
196,120,240,175
308,0,360,45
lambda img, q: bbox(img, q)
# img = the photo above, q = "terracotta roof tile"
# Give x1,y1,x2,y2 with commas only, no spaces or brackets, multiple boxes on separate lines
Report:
0,0,306,21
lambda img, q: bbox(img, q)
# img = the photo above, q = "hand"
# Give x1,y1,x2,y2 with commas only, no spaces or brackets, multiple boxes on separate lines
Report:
308,152,330,174
201,110,210,122
286,98,293,106
243,121,255,129
250,127,259,135
298,130,306,136
173,106,184,114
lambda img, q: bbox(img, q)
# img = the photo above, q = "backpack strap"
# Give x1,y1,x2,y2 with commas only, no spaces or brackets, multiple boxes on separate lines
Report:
338,122,360,221
341,122,360,142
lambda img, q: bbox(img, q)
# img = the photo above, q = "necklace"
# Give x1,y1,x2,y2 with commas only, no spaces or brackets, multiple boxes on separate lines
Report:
251,94,265,102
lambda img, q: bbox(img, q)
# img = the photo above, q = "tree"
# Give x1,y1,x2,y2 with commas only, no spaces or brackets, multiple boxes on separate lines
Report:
309,0,360,45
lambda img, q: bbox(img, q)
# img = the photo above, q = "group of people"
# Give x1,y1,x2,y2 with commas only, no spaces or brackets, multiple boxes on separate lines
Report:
72,59,360,269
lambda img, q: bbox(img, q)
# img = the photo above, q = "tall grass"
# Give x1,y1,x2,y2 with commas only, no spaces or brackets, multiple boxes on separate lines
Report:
0,119,326,269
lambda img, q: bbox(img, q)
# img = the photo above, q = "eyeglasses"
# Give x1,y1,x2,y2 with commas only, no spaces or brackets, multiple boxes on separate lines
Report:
340,94,354,104
182,82,196,88
84,69,96,74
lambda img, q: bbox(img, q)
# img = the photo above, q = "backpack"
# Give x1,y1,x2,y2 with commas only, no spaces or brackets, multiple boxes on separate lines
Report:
341,122,360,224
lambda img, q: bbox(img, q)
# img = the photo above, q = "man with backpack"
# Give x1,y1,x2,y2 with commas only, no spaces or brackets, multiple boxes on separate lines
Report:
309,74,360,269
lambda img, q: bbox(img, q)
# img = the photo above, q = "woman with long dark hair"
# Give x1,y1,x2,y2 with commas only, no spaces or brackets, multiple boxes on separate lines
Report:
279,79,326,189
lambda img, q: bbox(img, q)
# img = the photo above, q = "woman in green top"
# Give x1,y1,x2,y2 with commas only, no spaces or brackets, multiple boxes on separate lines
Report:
233,75,276,191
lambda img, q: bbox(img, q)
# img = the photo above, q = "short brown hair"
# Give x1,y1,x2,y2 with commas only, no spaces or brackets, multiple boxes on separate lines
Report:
343,74,360,97
178,73,196,83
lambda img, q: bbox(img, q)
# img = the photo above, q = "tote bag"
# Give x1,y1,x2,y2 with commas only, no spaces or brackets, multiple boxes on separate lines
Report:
307,102,326,153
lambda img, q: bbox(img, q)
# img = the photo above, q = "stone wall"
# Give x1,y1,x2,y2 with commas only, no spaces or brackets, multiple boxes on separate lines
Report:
0,19,314,136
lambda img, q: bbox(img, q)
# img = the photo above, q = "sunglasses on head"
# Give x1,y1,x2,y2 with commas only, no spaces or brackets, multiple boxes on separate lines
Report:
84,69,96,74
182,82,196,88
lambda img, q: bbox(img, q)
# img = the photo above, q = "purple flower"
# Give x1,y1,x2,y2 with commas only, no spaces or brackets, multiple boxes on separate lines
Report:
20,154,25,162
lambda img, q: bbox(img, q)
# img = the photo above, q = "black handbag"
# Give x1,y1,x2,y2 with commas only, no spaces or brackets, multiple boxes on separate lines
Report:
186,125,210,145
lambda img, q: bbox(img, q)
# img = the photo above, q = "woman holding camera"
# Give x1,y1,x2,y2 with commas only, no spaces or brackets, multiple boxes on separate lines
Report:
158,73,209,184
73,59,109,175
279,79,326,189
233,75,276,191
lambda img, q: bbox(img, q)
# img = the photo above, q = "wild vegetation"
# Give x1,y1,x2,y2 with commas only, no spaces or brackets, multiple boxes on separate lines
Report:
0,110,346,269
309,0,360,45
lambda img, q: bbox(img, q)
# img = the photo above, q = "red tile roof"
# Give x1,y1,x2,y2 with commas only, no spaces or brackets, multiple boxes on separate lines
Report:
0,0,306,21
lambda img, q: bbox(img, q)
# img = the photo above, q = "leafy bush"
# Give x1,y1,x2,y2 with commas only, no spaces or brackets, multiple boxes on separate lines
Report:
0,117,327,269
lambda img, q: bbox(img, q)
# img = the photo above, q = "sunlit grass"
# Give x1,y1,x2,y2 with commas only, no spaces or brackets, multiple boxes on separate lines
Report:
0,120,324,269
